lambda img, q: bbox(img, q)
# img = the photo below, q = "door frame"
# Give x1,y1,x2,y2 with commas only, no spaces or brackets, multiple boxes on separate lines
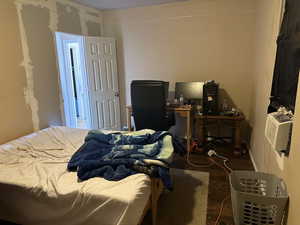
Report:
55,32,92,128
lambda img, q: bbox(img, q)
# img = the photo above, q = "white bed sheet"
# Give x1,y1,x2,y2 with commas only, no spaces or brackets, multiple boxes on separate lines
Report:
0,126,151,225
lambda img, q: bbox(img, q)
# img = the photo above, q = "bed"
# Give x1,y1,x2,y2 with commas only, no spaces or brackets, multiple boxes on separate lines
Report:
0,126,169,225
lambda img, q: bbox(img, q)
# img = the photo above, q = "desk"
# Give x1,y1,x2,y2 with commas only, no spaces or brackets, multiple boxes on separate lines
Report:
126,105,192,153
195,114,245,154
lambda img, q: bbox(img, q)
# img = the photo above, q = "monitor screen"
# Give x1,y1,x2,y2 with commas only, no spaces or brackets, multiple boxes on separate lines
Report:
175,82,204,100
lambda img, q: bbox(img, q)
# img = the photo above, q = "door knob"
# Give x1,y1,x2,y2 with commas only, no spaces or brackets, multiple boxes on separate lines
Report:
114,92,120,97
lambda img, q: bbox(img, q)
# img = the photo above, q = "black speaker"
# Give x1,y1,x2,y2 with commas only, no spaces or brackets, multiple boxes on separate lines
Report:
203,80,219,115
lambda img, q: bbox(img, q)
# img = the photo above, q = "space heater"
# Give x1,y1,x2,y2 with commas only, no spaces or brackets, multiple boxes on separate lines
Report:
265,112,293,153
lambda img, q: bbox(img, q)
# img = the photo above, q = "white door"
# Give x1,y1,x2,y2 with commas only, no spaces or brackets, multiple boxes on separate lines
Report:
84,37,121,130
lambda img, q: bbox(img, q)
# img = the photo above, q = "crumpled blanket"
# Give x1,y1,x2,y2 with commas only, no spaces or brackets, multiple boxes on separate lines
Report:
68,130,174,189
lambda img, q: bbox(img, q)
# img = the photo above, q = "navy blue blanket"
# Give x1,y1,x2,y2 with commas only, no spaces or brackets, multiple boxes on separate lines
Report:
68,130,173,189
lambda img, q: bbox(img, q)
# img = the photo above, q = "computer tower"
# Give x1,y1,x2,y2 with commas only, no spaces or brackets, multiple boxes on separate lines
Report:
203,81,219,115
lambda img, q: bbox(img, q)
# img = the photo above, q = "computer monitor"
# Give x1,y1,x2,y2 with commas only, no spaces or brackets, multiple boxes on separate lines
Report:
175,82,204,100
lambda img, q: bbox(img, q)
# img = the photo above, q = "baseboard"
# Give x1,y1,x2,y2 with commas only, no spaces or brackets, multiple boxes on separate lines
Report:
249,149,258,171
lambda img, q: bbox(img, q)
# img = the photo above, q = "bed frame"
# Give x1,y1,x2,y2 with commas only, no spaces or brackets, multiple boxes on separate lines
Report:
138,178,164,225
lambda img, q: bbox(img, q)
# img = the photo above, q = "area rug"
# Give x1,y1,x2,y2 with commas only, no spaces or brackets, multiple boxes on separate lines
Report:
142,168,209,225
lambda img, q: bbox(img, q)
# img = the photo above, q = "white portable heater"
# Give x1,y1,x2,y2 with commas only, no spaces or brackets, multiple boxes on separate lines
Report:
265,112,293,153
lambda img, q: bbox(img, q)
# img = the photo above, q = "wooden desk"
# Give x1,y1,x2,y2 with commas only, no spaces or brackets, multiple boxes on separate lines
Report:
195,114,245,154
126,105,192,153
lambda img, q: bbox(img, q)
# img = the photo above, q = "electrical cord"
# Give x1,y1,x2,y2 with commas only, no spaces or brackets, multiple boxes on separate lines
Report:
208,150,233,173
185,144,233,225
207,150,233,225
185,145,233,171
214,195,230,225
186,149,214,168
215,154,233,173
209,157,231,225
209,157,230,174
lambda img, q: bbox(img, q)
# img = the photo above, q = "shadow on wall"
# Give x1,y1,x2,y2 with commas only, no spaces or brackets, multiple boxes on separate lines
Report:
220,89,252,144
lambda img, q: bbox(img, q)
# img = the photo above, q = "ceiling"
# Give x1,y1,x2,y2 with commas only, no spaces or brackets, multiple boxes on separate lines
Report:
72,0,189,10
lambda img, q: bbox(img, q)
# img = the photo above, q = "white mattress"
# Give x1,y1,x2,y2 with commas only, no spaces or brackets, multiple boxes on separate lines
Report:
0,127,151,225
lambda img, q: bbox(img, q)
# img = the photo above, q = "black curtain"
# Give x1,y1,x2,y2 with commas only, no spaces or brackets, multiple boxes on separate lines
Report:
268,0,300,113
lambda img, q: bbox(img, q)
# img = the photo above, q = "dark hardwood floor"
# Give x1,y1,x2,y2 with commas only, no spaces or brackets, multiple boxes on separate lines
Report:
171,142,254,225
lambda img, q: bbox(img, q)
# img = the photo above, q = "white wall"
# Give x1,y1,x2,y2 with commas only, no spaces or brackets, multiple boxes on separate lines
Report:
250,0,285,174
250,1,300,224
103,0,257,129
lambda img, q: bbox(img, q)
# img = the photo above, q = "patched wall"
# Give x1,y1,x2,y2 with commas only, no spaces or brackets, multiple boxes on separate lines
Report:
0,0,103,144
87,20,102,36
21,5,62,128
57,2,82,35
0,1,33,143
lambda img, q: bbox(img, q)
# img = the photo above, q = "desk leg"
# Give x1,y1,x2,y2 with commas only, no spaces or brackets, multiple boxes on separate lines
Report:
127,108,132,132
187,111,191,153
197,118,206,145
234,120,242,155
